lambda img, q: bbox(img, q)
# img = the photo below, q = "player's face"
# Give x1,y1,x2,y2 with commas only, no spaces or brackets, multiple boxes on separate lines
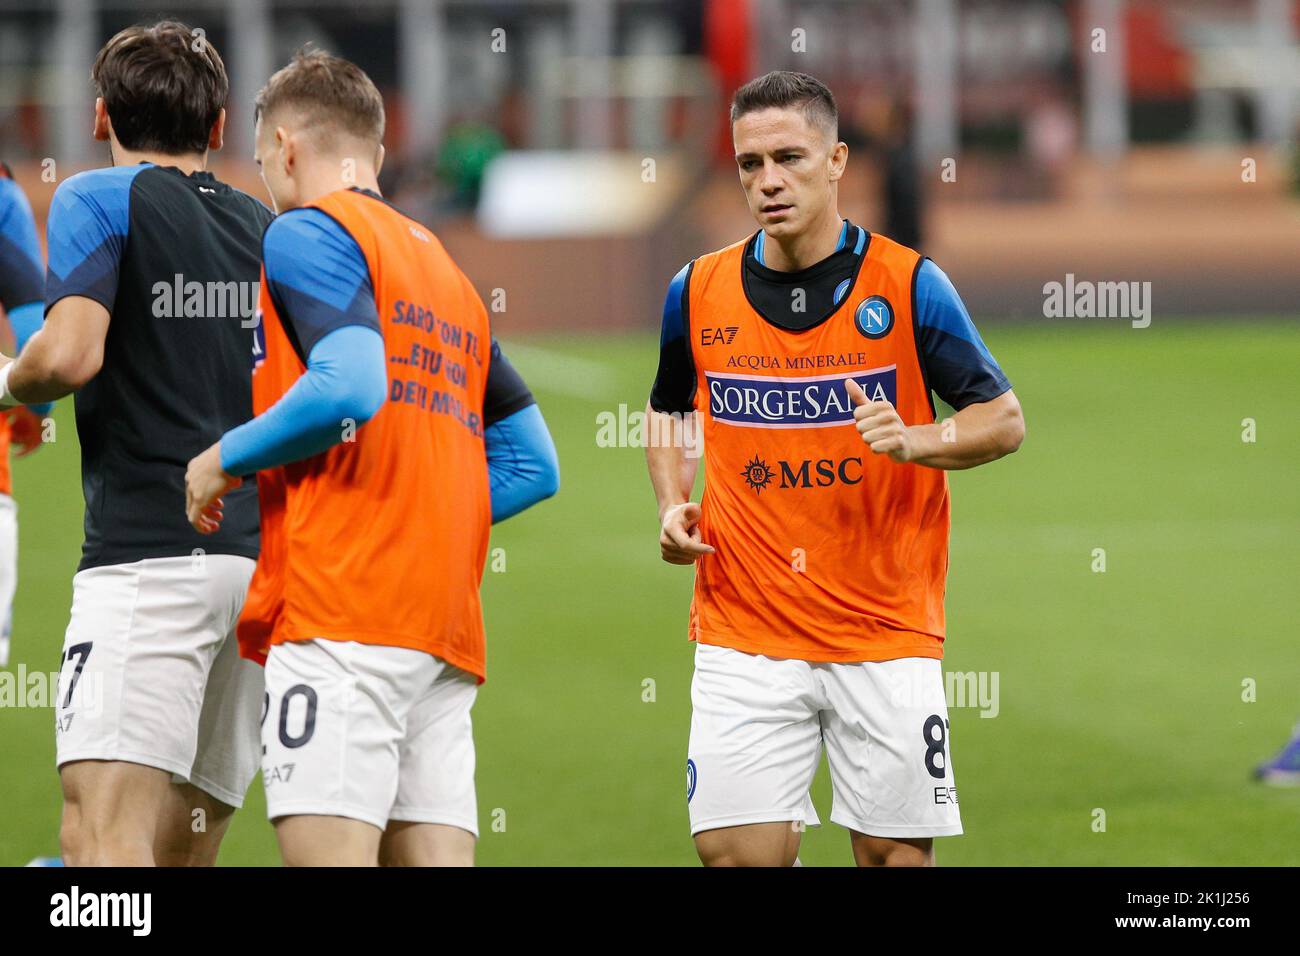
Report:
254,115,296,214
733,108,845,239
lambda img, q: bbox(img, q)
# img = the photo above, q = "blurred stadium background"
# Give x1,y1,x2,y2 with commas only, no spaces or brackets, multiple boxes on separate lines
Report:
1,0,1297,866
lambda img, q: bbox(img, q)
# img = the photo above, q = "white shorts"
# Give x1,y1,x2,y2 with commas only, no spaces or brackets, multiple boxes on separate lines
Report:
262,639,479,835
687,643,963,839
0,494,16,667
54,554,263,808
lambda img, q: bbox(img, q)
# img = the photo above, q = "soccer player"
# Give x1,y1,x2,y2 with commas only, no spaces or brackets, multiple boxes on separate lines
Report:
184,50,558,867
645,72,1025,867
0,163,51,667
0,22,272,865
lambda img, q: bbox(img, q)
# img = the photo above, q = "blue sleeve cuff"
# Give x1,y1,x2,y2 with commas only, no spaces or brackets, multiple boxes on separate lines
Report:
220,325,387,476
9,300,43,354
0,179,44,309
485,403,559,523
6,303,51,415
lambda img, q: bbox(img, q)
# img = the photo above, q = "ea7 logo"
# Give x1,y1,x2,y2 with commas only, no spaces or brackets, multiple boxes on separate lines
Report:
264,763,296,784
700,326,739,346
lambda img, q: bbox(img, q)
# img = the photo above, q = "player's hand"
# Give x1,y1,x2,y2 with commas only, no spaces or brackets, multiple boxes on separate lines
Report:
4,406,45,457
659,501,715,565
846,378,913,463
185,441,241,534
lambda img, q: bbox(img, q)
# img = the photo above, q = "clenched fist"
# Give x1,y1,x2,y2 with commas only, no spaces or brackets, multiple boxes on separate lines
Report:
659,501,715,565
846,378,913,463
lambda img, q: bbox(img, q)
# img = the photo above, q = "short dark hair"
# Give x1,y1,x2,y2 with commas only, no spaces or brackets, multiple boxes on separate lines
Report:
730,70,838,139
91,20,228,155
254,49,385,150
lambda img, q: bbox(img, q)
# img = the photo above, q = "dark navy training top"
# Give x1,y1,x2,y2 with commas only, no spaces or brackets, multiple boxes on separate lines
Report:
44,162,272,570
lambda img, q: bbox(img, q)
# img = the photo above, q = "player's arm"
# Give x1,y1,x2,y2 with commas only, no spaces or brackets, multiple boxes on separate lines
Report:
849,259,1024,470
482,339,559,523
0,297,108,405
0,172,124,407
187,325,387,531
0,180,46,356
850,380,1022,468
645,263,713,564
0,175,56,446
185,210,387,532
0,174,83,414
223,326,386,469
646,402,706,562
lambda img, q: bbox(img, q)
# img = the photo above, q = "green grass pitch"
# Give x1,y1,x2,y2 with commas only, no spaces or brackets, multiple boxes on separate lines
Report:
2,318,1297,866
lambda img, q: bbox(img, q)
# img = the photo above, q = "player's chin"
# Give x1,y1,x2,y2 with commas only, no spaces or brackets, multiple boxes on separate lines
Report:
760,213,797,236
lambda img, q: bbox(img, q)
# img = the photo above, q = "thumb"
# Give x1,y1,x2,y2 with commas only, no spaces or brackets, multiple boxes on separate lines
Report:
680,501,702,525
845,377,868,406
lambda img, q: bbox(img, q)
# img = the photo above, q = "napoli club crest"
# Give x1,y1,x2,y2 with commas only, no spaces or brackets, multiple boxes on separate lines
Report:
686,759,697,803
855,295,894,339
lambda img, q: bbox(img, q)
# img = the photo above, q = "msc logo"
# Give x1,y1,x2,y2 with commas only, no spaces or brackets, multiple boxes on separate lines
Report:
740,455,863,492
855,295,894,339
701,326,739,346
740,455,776,493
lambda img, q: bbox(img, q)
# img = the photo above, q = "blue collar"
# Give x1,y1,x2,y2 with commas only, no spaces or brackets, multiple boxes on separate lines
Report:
755,219,851,267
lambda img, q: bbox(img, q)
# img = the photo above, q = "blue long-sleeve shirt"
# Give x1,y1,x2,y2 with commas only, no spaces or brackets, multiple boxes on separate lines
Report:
220,202,557,522
221,325,558,521
485,402,559,522
0,172,52,414
221,324,387,475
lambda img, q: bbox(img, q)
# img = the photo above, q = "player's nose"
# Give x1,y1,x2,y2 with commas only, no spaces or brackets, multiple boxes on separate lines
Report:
758,167,782,194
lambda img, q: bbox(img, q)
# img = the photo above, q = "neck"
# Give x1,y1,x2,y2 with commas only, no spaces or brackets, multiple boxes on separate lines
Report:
762,204,844,272
296,161,381,208
112,146,207,175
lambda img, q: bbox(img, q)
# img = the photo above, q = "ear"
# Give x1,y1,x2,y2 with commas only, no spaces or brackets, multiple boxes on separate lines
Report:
828,140,848,183
276,126,294,173
374,143,385,177
92,98,112,142
208,108,226,152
